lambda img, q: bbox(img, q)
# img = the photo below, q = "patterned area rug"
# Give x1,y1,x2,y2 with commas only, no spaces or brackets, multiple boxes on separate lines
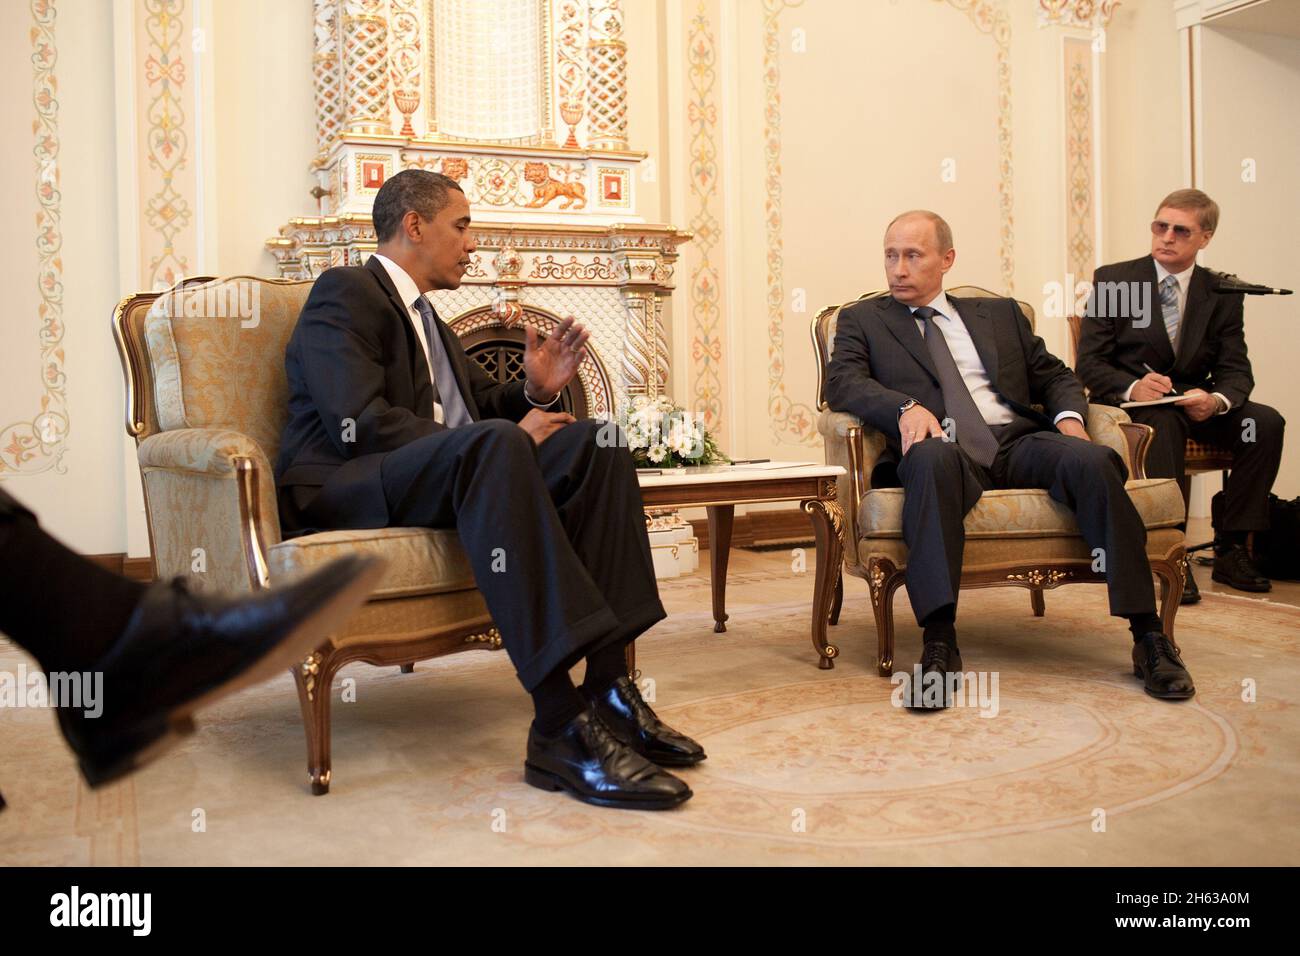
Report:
2,555,1297,865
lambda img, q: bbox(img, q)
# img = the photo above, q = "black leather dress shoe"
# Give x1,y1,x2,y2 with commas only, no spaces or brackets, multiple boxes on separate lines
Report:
1132,632,1195,700
1181,564,1202,605
1212,545,1271,593
57,554,385,788
584,675,706,767
525,708,692,810
904,642,963,711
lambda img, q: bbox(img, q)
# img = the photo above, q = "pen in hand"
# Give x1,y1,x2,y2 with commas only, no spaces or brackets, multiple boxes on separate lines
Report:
1141,363,1179,396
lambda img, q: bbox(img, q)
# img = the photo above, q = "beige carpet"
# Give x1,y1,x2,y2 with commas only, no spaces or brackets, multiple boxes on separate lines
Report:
2,551,1298,866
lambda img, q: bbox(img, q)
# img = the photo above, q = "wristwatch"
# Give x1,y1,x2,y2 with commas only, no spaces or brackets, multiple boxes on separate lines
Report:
898,398,918,418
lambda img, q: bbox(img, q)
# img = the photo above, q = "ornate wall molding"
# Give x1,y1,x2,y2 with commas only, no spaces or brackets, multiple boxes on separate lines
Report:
1063,37,1096,290
943,0,1015,296
686,0,726,441
140,0,193,291
762,0,817,446
1,0,68,476
1037,0,1119,29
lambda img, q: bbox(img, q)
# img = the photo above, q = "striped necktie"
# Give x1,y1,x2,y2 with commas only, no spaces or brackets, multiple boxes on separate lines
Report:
1159,274,1181,348
412,296,447,424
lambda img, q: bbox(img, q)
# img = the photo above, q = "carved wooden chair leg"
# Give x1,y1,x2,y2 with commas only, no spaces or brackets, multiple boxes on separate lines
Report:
294,649,336,796
868,558,900,676
399,663,415,674
1154,553,1185,649
829,569,844,626
1030,585,1046,617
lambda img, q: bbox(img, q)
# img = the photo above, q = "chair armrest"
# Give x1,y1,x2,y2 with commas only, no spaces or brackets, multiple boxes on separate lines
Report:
1116,421,1153,480
818,410,886,554
1085,404,1150,480
136,428,280,591
139,428,270,476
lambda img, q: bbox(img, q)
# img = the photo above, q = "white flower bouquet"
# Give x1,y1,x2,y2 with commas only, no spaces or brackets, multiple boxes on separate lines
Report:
620,394,729,468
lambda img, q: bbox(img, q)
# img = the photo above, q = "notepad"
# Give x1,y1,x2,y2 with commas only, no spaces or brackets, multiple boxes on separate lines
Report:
1120,395,1189,409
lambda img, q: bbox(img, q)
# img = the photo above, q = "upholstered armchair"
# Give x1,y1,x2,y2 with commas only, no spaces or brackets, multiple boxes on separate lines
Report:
811,287,1189,676
113,276,501,795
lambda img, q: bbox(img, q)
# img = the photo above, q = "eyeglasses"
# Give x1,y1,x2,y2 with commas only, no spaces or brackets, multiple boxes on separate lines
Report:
1150,220,1202,240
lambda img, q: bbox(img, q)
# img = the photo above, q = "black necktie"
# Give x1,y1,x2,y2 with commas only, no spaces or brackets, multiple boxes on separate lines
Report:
914,305,999,467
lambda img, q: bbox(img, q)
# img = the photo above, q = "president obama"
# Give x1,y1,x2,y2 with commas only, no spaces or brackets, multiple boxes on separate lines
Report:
275,170,704,809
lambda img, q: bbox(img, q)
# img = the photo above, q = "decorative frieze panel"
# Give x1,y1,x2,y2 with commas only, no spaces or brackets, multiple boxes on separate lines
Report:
388,0,423,137
310,143,639,220
313,0,343,159
585,0,628,150
555,0,588,147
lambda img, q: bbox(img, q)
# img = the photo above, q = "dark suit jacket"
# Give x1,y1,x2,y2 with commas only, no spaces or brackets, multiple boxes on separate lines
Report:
274,257,533,527
824,294,1088,484
1077,255,1253,408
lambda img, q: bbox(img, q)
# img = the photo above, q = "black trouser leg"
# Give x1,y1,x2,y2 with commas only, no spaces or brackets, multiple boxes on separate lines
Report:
1189,401,1285,532
533,420,665,688
0,488,145,673
1126,405,1191,481
895,438,986,625
375,420,658,692
999,432,1156,617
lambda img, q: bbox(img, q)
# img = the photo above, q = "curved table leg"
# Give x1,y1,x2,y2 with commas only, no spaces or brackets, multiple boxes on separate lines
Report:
706,504,734,633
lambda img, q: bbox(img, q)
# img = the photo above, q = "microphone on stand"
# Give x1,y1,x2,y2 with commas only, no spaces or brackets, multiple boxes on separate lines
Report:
1203,267,1293,296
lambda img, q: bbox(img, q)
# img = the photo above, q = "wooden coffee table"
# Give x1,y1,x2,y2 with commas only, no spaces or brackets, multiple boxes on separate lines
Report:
636,464,847,669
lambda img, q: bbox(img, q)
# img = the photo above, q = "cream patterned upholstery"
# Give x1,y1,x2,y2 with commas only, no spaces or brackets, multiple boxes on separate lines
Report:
267,528,477,599
858,478,1186,540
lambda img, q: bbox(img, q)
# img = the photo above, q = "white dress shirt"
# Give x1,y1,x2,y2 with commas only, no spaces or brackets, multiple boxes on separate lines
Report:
370,252,558,416
910,292,1083,428
1120,260,1230,413
371,253,445,424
